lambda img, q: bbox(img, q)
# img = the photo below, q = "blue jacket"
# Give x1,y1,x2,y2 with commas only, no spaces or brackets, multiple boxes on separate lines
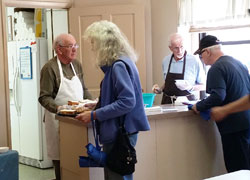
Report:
95,56,150,143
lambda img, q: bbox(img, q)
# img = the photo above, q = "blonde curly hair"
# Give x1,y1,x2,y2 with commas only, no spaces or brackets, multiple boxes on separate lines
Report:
84,20,138,66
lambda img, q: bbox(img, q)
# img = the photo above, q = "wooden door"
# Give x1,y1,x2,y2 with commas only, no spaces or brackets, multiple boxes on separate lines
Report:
69,4,146,98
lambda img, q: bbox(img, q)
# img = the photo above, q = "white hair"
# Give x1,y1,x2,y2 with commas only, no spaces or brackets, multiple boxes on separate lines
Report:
53,33,75,50
84,20,138,66
168,33,184,47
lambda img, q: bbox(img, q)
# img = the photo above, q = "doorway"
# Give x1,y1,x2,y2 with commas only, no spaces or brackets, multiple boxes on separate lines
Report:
6,7,68,169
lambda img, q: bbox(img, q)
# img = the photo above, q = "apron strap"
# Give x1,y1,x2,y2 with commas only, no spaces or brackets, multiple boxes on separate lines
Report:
70,62,77,76
167,51,187,75
57,58,63,82
182,51,187,75
57,59,78,79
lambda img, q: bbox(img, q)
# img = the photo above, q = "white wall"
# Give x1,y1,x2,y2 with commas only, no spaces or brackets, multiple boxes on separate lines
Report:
151,0,178,104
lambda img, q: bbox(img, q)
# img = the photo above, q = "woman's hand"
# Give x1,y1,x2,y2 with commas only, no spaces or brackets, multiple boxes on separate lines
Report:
75,111,92,123
211,106,227,122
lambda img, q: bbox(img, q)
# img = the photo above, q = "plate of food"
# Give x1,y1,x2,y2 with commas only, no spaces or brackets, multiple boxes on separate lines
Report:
57,109,77,117
57,100,92,117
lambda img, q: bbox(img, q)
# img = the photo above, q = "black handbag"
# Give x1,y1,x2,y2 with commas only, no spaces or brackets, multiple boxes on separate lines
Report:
106,118,137,176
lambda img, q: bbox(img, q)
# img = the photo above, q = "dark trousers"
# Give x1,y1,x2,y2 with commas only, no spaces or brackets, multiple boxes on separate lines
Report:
221,129,250,173
52,160,61,180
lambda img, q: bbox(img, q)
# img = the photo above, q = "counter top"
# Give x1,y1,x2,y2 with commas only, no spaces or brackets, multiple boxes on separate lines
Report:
145,104,191,119
56,104,192,123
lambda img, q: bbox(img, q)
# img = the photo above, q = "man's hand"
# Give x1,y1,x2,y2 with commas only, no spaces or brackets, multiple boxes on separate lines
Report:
191,104,199,114
75,111,91,123
152,84,162,94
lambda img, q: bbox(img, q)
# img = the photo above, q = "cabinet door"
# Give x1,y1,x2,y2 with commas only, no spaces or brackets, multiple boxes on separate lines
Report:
69,5,146,98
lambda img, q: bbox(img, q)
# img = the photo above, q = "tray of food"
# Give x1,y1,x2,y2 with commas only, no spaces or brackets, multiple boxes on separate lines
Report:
57,109,78,117
57,100,96,117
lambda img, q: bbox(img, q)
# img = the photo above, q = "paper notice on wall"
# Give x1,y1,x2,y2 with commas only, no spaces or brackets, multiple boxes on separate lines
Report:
20,46,32,79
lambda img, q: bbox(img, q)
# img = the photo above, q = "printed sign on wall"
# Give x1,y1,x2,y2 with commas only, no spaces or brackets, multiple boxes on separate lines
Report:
20,46,32,79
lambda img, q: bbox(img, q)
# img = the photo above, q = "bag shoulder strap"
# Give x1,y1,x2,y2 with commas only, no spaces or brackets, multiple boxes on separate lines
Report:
111,60,133,134
91,111,101,150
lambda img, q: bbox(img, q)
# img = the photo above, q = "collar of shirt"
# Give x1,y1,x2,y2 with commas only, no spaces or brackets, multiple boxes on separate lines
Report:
172,56,184,63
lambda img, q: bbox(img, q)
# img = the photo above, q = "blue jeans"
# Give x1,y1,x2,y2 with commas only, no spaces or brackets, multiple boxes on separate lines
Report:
103,133,138,180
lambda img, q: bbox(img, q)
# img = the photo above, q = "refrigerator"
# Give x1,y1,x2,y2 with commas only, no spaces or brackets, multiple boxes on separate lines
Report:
7,38,53,168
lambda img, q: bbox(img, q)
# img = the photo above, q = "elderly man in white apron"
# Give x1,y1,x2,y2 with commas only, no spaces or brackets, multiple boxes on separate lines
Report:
39,34,92,180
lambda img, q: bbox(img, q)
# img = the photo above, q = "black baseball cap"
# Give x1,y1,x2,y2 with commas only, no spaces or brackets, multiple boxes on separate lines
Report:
194,35,221,55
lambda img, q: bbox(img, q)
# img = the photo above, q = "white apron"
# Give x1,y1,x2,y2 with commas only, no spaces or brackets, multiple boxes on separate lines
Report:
44,59,83,160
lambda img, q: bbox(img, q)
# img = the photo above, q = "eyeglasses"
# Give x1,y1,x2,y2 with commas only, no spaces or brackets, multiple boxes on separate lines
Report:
172,46,184,52
199,49,206,59
60,44,79,49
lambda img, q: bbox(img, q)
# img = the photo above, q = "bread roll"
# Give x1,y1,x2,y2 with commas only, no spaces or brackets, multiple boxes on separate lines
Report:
68,101,79,105
76,106,90,113
59,109,77,115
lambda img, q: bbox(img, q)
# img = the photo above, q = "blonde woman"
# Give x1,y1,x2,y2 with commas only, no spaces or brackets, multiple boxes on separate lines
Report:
76,20,150,180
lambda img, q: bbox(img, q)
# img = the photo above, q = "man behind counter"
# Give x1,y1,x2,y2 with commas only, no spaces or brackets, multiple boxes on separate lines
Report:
38,33,92,180
152,33,206,104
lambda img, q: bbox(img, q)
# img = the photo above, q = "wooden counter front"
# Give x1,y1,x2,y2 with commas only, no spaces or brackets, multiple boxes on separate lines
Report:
56,105,227,180
56,116,89,180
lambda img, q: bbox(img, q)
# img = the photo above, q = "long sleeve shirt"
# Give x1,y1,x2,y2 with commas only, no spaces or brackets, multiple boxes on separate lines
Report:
197,56,250,134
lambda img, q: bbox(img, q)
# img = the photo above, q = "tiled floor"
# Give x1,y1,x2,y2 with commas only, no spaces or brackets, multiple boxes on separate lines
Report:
19,164,55,180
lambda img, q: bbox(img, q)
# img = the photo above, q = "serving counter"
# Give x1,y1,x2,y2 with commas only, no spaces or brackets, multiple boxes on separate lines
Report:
56,104,227,180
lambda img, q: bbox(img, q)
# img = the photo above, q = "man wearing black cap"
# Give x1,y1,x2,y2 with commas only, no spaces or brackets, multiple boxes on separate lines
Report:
192,35,250,172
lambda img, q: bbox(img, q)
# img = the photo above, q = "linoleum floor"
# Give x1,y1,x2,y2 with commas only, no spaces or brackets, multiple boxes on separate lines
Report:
19,163,55,180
